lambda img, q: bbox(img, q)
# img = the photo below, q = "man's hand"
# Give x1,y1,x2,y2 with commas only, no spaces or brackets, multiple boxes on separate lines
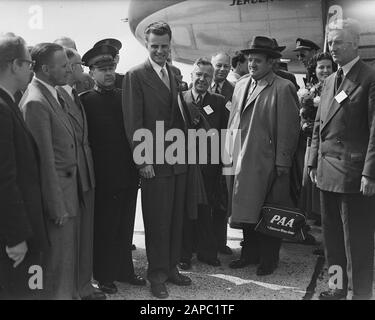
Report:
139,165,155,179
309,168,318,184
360,176,375,197
6,241,28,268
276,166,290,176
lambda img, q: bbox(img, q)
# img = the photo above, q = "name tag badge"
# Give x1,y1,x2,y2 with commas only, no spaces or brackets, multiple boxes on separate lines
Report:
203,105,214,115
225,101,232,111
335,90,348,103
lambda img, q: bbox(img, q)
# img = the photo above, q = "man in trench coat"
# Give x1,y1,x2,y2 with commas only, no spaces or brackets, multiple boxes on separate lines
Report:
226,36,300,275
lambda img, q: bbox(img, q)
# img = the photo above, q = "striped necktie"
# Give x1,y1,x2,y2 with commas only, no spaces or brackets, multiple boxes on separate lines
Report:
160,68,170,91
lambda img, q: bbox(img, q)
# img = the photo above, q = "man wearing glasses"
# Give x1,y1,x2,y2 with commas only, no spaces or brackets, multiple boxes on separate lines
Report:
56,48,105,300
293,38,320,85
0,34,49,299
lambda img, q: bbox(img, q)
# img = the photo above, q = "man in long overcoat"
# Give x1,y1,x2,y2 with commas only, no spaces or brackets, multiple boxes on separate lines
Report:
227,36,300,275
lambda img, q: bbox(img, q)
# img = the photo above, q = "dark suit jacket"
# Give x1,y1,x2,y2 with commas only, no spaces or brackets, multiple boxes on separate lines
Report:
0,88,49,294
308,59,375,193
57,86,95,194
220,79,235,104
81,87,138,191
183,90,229,177
122,59,187,177
20,78,80,219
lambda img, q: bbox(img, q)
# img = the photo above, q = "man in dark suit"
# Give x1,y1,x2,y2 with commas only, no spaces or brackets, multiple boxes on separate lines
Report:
123,21,191,299
210,51,234,255
56,48,105,300
80,45,145,296
309,19,375,300
294,38,320,85
179,58,229,270
0,34,49,300
20,43,80,299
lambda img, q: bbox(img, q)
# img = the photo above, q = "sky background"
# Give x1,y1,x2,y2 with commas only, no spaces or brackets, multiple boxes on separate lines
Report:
0,0,192,80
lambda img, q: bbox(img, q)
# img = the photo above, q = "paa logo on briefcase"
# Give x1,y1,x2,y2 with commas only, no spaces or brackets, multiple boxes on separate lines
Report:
270,215,295,228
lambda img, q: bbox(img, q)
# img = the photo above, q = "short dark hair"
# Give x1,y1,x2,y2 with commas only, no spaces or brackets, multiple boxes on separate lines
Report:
144,21,172,41
31,43,64,73
231,51,247,68
0,34,27,71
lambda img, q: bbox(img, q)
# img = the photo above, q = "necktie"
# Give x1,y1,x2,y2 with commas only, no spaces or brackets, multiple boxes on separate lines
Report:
246,79,257,104
195,94,203,107
57,92,68,112
214,82,221,94
160,68,170,91
335,68,343,93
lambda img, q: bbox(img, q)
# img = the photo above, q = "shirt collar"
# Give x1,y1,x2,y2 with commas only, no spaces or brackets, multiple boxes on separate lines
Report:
341,56,360,76
211,80,225,89
0,85,15,102
191,89,207,102
62,84,73,99
148,56,167,75
35,77,59,102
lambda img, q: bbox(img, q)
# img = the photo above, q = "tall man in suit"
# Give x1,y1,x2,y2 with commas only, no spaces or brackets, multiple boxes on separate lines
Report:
309,19,375,300
210,51,234,255
179,58,229,270
0,34,49,300
56,48,105,300
123,21,191,299
20,43,80,299
80,45,145,295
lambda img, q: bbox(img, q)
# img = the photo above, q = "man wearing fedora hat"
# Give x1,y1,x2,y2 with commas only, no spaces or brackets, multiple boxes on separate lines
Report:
227,36,300,275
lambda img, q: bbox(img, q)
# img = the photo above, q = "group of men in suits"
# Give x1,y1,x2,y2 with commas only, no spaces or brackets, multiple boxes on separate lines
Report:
1,16,375,300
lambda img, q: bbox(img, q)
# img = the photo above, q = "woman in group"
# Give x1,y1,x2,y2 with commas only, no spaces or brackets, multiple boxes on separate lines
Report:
299,52,336,253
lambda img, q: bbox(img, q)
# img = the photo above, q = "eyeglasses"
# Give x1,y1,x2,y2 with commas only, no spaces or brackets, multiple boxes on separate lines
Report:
296,53,306,59
17,59,35,70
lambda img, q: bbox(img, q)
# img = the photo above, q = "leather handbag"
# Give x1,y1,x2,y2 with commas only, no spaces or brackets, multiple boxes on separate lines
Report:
255,205,307,241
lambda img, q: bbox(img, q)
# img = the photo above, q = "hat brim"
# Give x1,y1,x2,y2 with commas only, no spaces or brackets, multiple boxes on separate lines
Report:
242,48,282,59
276,45,286,52
293,46,312,51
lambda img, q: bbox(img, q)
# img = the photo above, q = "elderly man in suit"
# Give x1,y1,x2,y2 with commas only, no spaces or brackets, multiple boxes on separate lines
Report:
0,34,49,300
227,36,300,275
123,21,191,299
179,58,229,270
210,52,235,255
56,48,105,300
309,19,375,300
20,43,80,299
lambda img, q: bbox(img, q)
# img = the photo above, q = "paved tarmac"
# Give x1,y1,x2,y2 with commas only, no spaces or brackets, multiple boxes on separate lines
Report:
106,192,374,300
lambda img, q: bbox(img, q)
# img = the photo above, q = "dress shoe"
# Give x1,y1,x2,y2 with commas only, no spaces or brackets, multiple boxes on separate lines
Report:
319,289,347,300
151,283,169,299
197,256,221,267
81,291,107,300
229,258,258,269
167,273,192,286
256,264,277,276
120,274,147,286
178,260,192,270
218,245,233,255
98,282,118,294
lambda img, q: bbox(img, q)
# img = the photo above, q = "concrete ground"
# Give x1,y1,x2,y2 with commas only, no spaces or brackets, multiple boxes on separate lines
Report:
106,192,375,300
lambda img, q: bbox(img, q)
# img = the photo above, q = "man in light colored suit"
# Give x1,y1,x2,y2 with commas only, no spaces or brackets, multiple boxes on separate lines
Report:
123,21,191,299
56,48,105,300
20,43,80,299
227,36,300,275
309,19,375,300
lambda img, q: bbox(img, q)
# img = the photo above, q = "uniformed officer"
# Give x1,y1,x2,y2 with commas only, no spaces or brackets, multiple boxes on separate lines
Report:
93,38,124,89
80,44,146,295
294,38,321,84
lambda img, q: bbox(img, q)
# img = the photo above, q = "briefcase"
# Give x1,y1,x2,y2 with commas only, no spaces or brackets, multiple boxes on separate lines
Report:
255,205,306,241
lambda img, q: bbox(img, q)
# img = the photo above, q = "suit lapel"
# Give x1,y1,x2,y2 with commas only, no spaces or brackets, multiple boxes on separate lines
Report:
57,87,84,131
242,76,270,113
227,77,250,127
321,61,362,132
33,79,75,138
144,60,171,98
